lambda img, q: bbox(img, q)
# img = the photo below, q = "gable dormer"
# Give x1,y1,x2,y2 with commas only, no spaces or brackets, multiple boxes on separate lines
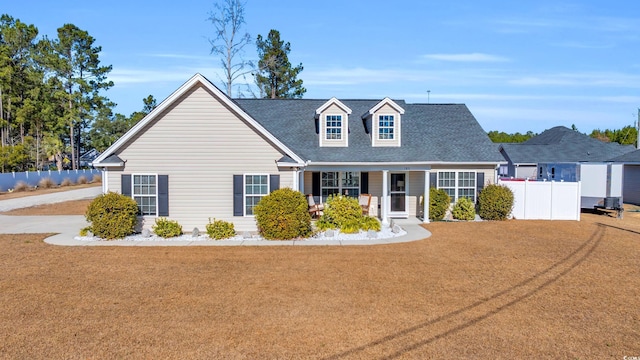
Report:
315,97,352,147
364,98,405,147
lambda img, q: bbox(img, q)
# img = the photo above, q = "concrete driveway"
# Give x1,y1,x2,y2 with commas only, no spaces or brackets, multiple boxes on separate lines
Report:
0,187,99,235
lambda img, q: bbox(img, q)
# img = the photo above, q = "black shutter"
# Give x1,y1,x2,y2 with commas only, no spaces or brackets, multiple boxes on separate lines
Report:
429,172,437,189
121,174,132,196
158,175,169,216
476,172,485,201
233,175,243,216
312,172,320,196
270,174,280,192
360,172,369,194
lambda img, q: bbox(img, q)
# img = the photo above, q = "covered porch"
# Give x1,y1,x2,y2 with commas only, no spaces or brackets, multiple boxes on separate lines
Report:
290,164,432,225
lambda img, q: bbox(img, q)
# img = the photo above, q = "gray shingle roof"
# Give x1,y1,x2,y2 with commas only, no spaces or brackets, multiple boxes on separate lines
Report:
610,148,640,162
500,126,635,163
234,99,502,163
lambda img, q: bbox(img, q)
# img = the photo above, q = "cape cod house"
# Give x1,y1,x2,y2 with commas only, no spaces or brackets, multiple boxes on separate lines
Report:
92,74,503,231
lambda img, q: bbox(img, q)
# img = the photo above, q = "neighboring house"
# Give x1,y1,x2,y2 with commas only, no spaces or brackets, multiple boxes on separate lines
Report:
610,149,640,205
80,149,101,168
92,74,502,232
499,126,635,179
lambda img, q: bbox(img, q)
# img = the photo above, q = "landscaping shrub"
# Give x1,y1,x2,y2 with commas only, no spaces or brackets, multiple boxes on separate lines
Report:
429,187,451,221
318,195,382,234
321,195,362,229
92,174,102,183
206,218,236,240
85,192,138,239
38,177,55,189
13,181,29,192
152,218,183,238
478,184,514,221
360,216,382,231
254,188,312,240
452,197,476,221
77,175,88,184
61,178,74,187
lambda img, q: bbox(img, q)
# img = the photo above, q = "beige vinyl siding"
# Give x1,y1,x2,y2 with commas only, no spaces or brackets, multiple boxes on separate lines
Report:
372,103,401,147
106,84,293,232
319,103,349,147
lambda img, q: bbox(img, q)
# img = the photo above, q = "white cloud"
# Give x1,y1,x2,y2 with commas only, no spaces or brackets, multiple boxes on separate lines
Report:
421,53,510,62
510,72,640,88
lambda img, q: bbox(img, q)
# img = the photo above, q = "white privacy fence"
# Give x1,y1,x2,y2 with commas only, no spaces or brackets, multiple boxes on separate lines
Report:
498,179,581,221
0,169,101,191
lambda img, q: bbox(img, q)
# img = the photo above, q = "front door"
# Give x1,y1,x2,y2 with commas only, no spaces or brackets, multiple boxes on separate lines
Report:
389,173,407,215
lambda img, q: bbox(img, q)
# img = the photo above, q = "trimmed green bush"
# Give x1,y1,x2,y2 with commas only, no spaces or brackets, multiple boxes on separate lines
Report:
206,218,236,240
85,192,138,239
478,184,514,220
152,218,183,238
315,217,336,231
452,197,476,221
254,188,312,240
321,195,362,229
429,187,451,221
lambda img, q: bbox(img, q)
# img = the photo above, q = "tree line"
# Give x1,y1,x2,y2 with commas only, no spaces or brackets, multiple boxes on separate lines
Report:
1,0,307,173
488,125,638,146
0,14,159,172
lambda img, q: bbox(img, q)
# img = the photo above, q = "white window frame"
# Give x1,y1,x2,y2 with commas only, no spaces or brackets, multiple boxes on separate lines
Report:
321,171,360,201
132,173,158,216
244,174,269,216
378,114,395,140
437,171,476,203
325,114,342,140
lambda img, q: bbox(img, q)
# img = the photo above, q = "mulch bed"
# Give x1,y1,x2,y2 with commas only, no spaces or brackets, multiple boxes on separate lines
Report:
1,207,638,358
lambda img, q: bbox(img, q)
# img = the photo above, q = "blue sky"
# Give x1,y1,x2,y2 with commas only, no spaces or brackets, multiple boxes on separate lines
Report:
5,0,640,134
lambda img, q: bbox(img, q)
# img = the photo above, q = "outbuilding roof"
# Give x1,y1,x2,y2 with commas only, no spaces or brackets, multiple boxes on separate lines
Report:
500,126,635,164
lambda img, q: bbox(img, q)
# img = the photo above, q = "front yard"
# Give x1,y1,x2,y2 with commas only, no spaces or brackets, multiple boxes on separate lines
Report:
0,208,638,358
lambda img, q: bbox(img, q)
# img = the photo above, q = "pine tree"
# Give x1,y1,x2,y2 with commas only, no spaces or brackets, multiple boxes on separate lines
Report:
255,29,305,99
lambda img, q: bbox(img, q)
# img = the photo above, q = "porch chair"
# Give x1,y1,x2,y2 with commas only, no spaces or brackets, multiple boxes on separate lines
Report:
359,193,372,216
307,194,324,219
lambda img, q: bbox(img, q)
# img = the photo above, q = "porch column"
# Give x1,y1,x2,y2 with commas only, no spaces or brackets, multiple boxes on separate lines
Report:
382,170,389,226
292,169,299,191
299,170,305,194
423,170,430,223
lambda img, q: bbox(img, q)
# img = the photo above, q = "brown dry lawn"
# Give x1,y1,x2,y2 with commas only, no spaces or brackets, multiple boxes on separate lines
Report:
1,203,639,359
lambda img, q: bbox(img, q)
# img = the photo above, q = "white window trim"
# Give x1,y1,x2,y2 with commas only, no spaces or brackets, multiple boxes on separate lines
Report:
437,170,477,203
243,173,270,217
378,114,395,140
372,112,401,146
132,173,158,216
320,171,360,201
325,114,343,141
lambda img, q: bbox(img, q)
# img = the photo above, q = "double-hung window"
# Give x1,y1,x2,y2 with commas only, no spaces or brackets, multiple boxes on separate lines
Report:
321,171,360,201
133,174,157,215
244,174,268,216
438,171,476,202
325,115,342,140
378,115,394,140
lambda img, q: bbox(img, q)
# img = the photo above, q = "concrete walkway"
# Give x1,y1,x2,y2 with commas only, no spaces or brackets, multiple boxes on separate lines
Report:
0,188,432,246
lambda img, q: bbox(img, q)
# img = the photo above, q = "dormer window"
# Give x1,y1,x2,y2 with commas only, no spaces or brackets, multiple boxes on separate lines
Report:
378,115,394,140
365,98,405,147
316,98,352,147
326,115,342,140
